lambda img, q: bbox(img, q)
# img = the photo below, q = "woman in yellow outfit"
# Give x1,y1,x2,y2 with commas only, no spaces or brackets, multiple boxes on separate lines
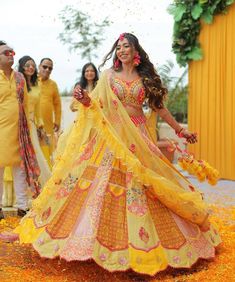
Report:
70,62,99,112
55,63,99,162
1,34,220,276
18,56,51,186
2,56,52,208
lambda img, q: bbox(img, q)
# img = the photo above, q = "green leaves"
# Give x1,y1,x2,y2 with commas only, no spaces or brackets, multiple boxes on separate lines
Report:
168,4,187,22
201,9,213,24
187,46,203,60
191,4,203,20
169,0,235,66
226,0,235,4
58,5,110,61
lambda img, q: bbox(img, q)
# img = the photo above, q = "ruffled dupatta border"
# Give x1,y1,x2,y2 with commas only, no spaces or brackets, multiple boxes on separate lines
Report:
15,72,41,197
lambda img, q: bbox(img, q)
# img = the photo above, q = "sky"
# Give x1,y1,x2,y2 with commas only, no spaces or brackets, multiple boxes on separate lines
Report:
0,0,183,91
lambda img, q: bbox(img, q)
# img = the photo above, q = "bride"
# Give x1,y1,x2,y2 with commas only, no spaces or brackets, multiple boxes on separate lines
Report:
1,33,220,276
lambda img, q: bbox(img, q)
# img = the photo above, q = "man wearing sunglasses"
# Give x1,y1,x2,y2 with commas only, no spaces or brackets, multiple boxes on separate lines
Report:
38,58,61,167
0,41,31,219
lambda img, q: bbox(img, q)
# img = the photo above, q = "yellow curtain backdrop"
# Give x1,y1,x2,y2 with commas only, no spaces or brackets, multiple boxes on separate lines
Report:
189,4,235,180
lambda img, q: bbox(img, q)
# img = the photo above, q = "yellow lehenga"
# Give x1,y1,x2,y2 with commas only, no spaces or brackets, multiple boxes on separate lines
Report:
14,70,220,275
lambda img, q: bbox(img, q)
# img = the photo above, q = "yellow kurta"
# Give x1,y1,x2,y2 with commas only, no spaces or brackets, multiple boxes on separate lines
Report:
38,78,61,165
3,85,51,207
0,70,28,167
28,85,43,127
38,78,61,134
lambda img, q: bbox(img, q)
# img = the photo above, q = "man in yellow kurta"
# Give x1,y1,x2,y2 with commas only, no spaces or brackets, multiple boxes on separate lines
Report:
38,58,61,167
0,41,29,219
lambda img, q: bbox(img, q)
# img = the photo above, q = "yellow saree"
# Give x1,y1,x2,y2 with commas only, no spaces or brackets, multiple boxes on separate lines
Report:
15,70,220,275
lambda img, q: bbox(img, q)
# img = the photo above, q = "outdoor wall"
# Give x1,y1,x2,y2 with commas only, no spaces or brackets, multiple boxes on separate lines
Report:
188,4,235,180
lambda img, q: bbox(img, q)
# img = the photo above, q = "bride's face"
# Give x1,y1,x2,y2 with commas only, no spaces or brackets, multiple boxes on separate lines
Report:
116,38,135,65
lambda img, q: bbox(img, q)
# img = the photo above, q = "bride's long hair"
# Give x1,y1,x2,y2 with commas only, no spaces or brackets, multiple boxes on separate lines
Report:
99,33,167,109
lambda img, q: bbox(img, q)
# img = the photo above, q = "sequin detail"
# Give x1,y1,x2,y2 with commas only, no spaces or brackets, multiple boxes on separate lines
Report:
110,77,145,109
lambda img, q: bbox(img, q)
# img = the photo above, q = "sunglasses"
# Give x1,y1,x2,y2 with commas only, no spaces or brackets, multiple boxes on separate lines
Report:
0,50,15,57
42,65,53,71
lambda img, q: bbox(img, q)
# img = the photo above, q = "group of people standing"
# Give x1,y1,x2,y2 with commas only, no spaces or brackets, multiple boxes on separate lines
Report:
0,41,99,216
0,33,220,276
0,41,61,217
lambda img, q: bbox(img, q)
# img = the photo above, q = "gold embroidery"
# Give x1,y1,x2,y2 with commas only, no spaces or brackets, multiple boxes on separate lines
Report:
46,183,89,239
147,191,186,249
109,184,125,197
82,166,126,188
109,169,126,187
81,166,97,181
97,190,128,250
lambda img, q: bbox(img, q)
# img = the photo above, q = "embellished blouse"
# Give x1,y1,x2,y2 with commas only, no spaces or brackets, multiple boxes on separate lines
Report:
110,76,145,110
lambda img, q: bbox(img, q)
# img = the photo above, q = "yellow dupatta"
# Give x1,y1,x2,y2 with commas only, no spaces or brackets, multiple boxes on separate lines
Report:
29,70,208,227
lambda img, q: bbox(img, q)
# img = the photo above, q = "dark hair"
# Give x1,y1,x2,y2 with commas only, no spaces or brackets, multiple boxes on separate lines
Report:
75,62,99,89
99,33,167,109
0,40,7,46
18,56,38,91
40,58,53,64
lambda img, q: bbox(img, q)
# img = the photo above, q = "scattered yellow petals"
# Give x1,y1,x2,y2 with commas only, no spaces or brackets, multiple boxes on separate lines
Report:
0,207,234,281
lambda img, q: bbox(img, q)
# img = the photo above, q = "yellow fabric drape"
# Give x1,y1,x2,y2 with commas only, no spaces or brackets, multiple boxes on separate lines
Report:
189,4,235,180
14,71,221,275
17,71,209,232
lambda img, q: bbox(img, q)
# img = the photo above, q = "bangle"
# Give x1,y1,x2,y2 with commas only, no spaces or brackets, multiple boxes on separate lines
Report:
175,127,183,135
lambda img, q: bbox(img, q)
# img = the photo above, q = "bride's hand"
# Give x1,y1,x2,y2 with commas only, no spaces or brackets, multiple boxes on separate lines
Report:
73,85,91,107
181,129,198,144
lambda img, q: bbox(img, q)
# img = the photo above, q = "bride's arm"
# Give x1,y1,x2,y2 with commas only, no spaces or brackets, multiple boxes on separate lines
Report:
156,107,197,144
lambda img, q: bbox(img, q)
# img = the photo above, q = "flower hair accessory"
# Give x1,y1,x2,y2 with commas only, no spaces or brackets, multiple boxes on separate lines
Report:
133,52,141,66
119,33,126,41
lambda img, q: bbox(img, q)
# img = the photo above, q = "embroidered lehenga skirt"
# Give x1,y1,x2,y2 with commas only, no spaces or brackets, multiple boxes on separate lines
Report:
14,72,220,275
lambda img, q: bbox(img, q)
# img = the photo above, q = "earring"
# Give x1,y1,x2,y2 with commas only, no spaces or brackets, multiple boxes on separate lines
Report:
114,59,121,69
133,52,141,66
